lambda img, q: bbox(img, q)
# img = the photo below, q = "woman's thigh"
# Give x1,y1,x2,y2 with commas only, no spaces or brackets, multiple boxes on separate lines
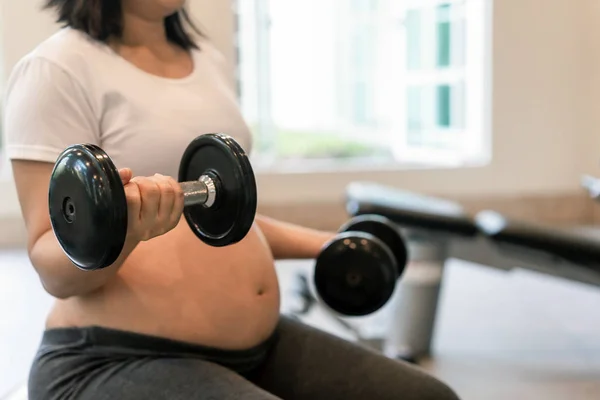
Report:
30,354,281,400
252,317,460,400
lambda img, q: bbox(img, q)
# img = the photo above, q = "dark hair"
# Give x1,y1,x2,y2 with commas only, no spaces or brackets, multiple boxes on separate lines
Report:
44,0,203,50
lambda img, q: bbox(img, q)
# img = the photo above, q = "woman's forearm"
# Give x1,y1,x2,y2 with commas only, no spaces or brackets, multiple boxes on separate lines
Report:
30,229,139,299
255,215,336,260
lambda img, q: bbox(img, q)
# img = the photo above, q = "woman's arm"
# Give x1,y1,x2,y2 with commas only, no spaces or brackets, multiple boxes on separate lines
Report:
3,57,127,298
255,215,337,260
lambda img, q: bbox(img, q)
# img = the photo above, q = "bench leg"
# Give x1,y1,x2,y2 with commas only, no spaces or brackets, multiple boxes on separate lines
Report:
384,236,447,362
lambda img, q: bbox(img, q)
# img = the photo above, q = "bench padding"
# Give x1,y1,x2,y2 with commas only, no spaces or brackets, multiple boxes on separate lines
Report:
345,182,478,237
475,210,600,269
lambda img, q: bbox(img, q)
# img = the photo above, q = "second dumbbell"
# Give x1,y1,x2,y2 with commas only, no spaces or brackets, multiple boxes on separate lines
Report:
313,215,408,317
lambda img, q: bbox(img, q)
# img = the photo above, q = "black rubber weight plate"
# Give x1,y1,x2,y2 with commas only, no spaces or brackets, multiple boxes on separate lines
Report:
178,133,257,247
314,232,398,316
340,215,408,277
48,144,128,271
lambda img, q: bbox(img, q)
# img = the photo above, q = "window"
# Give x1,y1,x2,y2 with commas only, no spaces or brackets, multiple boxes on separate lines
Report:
235,0,490,171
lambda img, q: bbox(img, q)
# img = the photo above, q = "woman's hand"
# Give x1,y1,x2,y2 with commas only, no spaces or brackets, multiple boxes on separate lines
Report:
119,168,185,243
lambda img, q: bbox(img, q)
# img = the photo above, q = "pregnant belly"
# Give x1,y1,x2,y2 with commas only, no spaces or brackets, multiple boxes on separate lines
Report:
46,221,282,350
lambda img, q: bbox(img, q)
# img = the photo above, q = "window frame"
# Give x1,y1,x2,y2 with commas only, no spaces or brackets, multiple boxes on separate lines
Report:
396,0,492,167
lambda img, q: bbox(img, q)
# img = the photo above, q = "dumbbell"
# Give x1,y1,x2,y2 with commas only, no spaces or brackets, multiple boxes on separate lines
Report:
314,214,408,317
48,133,257,271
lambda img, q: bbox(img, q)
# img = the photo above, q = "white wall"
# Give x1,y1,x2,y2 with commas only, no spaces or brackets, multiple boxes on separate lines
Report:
0,0,598,220
581,0,600,174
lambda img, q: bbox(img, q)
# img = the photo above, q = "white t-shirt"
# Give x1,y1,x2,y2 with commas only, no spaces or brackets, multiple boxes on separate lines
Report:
3,28,253,179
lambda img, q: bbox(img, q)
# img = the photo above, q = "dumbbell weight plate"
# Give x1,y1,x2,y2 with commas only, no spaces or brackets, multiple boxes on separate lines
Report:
49,144,128,271
314,232,398,316
340,214,408,278
178,133,257,247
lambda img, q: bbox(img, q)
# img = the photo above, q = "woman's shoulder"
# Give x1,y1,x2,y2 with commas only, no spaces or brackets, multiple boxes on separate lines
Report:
14,28,110,82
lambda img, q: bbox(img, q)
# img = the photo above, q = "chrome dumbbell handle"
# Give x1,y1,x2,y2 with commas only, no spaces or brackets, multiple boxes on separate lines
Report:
180,175,217,208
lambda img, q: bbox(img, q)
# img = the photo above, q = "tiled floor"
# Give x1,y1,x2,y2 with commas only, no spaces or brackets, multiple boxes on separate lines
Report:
1,250,599,399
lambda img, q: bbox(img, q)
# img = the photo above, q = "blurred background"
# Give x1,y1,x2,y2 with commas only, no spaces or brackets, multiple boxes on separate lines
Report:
1,0,600,399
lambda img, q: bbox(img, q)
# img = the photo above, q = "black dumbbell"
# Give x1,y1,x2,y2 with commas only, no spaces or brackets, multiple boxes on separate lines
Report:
314,214,408,317
48,133,257,271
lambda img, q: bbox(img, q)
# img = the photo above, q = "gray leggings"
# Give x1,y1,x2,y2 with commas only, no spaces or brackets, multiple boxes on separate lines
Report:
29,316,459,400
